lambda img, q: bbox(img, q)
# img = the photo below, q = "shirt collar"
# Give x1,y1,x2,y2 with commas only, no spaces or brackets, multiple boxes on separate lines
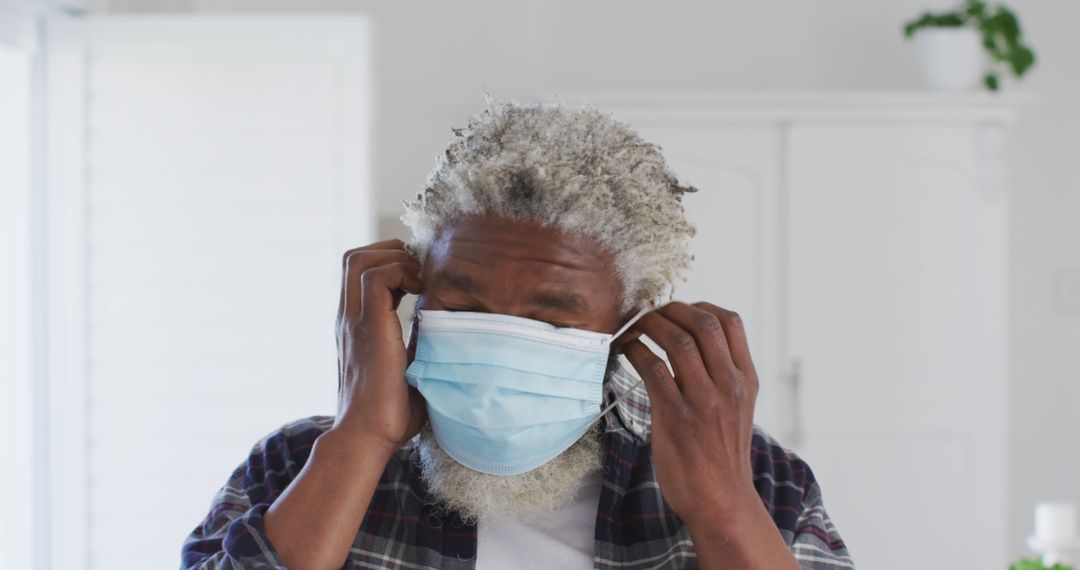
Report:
602,356,652,443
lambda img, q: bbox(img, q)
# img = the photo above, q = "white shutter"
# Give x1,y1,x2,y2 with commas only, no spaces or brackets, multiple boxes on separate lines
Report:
0,44,35,570
52,16,373,569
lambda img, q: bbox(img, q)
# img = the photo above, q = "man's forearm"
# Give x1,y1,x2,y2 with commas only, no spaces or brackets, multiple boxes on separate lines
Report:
263,429,396,570
684,494,802,570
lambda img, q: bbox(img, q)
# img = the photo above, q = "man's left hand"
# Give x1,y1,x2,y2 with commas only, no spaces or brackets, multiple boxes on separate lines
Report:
620,302,800,569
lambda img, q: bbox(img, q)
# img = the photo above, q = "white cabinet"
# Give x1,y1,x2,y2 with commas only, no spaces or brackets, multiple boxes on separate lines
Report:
587,93,1018,570
629,126,784,431
787,125,1009,570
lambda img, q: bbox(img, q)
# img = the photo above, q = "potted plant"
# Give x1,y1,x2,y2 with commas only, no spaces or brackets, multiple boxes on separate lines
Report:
1010,559,1073,570
903,0,1036,91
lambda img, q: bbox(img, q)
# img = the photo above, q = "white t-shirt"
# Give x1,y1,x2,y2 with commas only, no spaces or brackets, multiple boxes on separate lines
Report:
475,471,603,569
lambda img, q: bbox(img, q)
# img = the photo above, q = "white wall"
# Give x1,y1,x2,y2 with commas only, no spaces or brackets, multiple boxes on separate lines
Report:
97,0,1080,561
1000,0,1080,560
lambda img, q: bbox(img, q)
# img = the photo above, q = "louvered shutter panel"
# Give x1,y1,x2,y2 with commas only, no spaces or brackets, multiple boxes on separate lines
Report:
74,17,372,568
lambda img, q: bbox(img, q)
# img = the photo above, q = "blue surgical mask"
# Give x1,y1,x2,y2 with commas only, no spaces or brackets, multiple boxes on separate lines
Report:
405,308,647,476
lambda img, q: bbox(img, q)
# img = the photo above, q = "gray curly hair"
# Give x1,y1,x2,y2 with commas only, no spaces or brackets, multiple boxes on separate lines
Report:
401,95,697,312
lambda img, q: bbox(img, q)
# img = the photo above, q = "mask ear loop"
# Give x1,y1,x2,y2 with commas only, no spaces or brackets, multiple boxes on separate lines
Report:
591,305,654,425
594,376,646,423
607,305,652,341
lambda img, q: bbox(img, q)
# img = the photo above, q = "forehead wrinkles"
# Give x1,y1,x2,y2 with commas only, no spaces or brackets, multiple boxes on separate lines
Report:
438,251,602,295
443,240,598,272
434,222,613,272
423,217,625,320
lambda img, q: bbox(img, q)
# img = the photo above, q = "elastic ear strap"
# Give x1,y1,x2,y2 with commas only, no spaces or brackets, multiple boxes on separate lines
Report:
592,375,646,426
609,306,653,341
591,306,652,427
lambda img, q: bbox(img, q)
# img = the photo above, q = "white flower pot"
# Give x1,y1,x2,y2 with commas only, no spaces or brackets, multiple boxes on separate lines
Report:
912,27,986,91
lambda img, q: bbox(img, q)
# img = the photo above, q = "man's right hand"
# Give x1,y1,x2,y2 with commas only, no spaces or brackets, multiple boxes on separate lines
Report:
264,239,425,570
330,238,426,458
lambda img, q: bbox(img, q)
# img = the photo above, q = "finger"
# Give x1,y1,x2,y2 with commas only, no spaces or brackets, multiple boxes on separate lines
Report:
341,251,419,321
626,309,708,393
357,262,422,326
621,339,681,405
337,241,411,323
342,239,407,267
693,302,754,373
339,247,415,321
661,302,736,381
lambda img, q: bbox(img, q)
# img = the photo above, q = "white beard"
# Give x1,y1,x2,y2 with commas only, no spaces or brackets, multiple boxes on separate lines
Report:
414,423,603,524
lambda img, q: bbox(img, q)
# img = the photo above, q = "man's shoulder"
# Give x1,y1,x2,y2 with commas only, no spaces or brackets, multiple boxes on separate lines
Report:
240,415,335,477
749,427,853,565
251,414,335,453
226,416,418,504
747,425,827,531
244,415,415,470
274,414,336,439
750,424,815,480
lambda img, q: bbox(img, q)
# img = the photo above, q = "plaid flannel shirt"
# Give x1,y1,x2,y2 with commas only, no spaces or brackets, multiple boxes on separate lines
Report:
182,361,853,569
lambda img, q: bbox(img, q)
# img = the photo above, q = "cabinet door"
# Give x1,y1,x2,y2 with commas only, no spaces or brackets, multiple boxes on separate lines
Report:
786,125,1007,570
631,126,784,432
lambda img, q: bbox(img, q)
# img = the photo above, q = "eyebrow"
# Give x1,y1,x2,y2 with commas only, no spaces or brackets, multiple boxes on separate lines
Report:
430,270,484,294
527,291,588,312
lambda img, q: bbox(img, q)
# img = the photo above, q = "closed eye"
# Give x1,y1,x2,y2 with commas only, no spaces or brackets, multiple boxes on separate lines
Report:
442,305,486,313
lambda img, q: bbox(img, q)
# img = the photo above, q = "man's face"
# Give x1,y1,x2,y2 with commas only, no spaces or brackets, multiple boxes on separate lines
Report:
417,214,625,333
411,216,619,520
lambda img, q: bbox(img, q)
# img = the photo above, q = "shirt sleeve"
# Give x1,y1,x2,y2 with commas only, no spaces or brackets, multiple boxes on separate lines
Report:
180,416,332,569
788,476,854,569
750,426,855,570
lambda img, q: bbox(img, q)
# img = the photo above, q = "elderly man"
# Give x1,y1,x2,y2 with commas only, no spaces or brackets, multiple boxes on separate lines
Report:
182,98,853,569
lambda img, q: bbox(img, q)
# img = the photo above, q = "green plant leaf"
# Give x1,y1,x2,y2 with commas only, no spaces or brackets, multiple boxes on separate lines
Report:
934,13,967,26
1013,45,1036,75
997,7,1021,37
902,13,931,37
901,9,967,37
904,1,1037,84
1009,556,1076,570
